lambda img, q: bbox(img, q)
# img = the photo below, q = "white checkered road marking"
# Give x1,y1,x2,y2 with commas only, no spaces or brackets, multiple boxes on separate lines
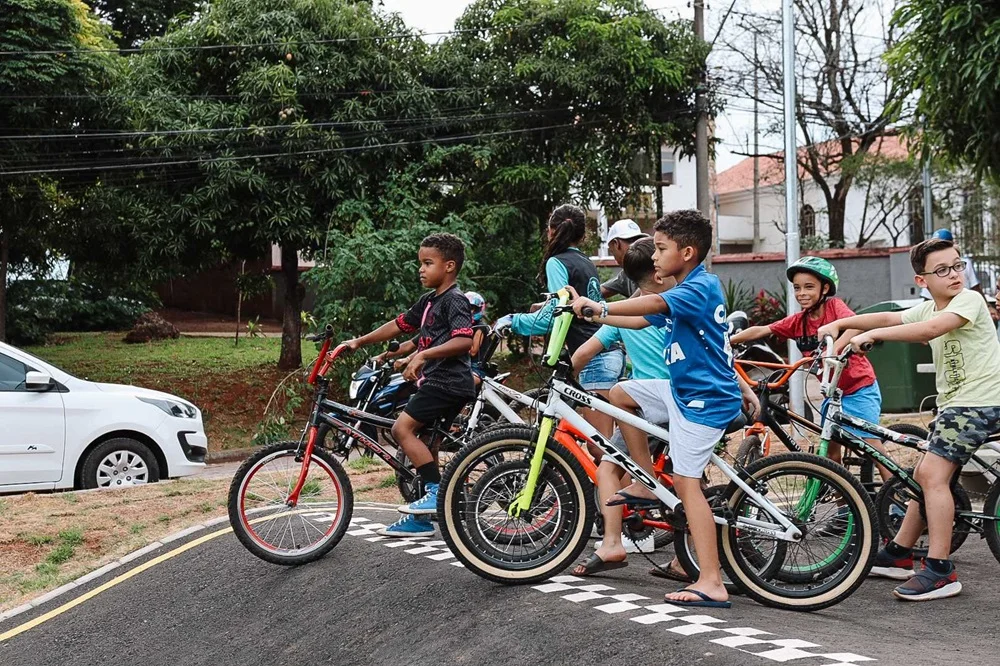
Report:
338,516,876,665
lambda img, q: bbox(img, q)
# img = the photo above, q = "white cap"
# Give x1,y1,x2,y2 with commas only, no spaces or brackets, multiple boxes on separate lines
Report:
605,218,646,244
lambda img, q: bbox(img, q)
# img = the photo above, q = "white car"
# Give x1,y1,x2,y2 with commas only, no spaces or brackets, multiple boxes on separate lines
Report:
0,341,207,494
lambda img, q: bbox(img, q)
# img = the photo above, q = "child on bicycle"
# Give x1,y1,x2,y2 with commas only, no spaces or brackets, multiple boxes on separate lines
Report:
343,233,475,538
494,204,625,439
465,291,490,386
819,237,1000,601
729,257,893,482
571,209,753,608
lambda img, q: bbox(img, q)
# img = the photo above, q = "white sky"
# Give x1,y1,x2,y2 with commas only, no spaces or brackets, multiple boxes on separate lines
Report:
379,0,749,170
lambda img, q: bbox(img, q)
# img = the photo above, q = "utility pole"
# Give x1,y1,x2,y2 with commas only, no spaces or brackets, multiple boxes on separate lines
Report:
752,31,761,253
782,0,804,416
694,0,710,220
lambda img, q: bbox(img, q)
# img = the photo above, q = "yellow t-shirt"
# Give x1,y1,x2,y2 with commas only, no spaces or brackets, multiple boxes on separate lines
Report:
901,289,1000,408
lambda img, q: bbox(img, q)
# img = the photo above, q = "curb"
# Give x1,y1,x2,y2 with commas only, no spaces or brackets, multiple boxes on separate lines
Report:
0,503,394,626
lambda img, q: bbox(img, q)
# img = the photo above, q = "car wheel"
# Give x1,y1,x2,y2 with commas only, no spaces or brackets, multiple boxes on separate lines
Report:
81,438,161,489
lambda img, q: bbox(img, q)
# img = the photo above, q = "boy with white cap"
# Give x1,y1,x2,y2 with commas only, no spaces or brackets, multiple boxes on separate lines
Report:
601,218,648,299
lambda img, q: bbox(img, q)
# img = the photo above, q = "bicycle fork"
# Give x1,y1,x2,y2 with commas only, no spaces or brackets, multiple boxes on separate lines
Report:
508,416,555,518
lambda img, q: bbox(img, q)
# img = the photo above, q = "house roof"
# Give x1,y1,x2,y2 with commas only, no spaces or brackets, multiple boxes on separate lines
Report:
716,133,909,196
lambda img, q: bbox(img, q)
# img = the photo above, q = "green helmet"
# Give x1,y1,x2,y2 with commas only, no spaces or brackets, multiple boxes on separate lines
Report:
786,256,839,296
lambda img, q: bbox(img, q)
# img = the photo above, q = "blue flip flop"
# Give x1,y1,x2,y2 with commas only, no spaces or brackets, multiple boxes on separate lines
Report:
605,490,662,508
667,588,732,609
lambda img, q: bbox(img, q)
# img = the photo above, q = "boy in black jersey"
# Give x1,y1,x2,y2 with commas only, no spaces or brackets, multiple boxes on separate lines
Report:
344,233,475,536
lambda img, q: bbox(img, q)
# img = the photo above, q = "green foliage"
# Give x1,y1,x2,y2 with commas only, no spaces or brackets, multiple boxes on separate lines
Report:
7,280,151,346
749,288,786,327
888,1,1000,179
245,316,265,339
90,0,201,47
722,279,756,315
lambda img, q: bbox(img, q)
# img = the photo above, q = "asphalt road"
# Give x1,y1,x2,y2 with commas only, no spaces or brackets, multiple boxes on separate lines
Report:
2,504,998,666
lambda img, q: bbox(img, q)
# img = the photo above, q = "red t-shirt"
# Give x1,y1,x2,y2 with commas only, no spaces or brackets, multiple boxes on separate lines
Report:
768,297,876,396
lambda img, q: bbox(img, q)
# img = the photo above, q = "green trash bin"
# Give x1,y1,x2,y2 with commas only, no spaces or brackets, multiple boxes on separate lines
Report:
856,299,936,412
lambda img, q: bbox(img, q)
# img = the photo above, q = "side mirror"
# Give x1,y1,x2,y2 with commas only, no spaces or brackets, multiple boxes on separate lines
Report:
25,371,54,392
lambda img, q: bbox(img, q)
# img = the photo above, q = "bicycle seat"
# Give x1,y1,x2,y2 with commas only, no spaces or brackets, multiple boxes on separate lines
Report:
725,413,747,434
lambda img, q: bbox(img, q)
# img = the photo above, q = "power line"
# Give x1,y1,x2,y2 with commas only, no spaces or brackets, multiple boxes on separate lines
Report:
0,122,586,176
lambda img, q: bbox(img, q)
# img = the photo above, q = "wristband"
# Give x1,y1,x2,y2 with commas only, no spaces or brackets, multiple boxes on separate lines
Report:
600,301,609,320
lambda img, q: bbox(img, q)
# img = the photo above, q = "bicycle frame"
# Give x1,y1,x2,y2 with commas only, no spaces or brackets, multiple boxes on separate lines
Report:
510,290,803,542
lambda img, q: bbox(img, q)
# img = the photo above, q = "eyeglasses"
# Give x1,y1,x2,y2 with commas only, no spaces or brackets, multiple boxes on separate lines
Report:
920,261,967,278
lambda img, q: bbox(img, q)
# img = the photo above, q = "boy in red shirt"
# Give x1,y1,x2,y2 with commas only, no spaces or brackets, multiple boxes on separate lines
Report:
730,257,890,481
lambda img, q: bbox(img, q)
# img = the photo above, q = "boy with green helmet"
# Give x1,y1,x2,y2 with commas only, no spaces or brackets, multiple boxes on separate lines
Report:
730,255,891,482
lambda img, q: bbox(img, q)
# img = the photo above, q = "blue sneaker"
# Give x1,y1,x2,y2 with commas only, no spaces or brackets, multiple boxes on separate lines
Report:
377,514,435,537
399,482,439,515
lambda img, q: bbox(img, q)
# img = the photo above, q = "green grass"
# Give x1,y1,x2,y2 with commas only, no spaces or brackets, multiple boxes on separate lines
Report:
129,523,146,535
24,333,315,382
20,534,54,547
347,456,388,473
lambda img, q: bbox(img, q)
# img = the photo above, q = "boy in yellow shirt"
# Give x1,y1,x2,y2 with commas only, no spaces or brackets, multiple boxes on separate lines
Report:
819,237,1000,601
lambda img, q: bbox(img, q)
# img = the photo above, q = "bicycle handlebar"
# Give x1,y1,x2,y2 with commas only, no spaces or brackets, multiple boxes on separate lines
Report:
305,324,334,342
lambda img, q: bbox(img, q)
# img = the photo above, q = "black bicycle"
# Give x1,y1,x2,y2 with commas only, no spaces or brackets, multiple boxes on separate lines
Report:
227,325,467,565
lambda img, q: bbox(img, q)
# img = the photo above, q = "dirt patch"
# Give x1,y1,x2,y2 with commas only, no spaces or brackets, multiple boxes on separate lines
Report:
156,308,282,334
0,464,402,612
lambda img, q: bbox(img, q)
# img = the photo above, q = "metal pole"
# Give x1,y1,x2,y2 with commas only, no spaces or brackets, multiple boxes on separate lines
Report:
922,156,933,238
694,0,710,219
752,32,761,253
782,0,804,416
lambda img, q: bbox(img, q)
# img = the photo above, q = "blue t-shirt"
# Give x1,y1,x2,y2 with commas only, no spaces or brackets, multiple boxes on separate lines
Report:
645,265,741,428
595,321,669,380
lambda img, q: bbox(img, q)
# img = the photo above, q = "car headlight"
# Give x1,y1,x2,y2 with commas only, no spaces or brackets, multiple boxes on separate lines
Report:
349,379,363,401
138,396,197,419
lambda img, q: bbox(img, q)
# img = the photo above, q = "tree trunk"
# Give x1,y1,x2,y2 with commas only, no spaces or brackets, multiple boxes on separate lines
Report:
0,226,8,343
827,193,847,248
235,260,244,347
278,244,302,370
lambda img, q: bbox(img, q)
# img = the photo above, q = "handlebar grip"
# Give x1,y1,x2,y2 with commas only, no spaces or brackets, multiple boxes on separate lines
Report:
582,306,595,318
387,341,400,353
858,341,875,352
305,333,322,342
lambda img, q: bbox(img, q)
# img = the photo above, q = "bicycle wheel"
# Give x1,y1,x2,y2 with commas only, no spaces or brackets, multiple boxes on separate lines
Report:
437,425,595,585
982,481,1000,564
874,470,972,555
228,441,354,565
673,485,759,595
719,453,876,611
735,435,764,468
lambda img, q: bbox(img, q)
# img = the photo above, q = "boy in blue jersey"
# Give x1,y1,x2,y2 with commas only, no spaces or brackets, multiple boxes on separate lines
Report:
571,209,748,608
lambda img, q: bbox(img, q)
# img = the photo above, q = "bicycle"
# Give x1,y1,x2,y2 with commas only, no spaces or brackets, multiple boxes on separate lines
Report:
227,325,470,565
437,291,877,611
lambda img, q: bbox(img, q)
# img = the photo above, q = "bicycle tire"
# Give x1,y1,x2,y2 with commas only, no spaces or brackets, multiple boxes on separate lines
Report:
437,425,595,585
981,481,1000,565
719,453,877,611
873,470,972,555
735,435,764,469
673,485,748,595
228,441,354,565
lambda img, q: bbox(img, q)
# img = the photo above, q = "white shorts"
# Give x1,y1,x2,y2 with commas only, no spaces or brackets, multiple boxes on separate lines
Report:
618,379,725,478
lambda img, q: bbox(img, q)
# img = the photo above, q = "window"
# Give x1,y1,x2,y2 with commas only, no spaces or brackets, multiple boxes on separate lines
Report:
0,354,29,391
660,146,675,186
800,204,816,237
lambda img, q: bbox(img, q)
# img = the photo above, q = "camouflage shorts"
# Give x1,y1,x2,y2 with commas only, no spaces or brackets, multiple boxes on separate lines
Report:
927,406,1000,465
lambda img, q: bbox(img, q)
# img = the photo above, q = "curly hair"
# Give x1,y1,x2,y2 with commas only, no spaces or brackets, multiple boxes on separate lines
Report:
538,203,587,283
621,237,656,285
421,233,466,272
653,209,713,264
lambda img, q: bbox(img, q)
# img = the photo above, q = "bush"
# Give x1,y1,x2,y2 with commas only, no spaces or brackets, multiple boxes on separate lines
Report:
7,280,152,346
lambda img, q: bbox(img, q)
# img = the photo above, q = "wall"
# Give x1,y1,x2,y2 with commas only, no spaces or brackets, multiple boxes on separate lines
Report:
711,248,914,311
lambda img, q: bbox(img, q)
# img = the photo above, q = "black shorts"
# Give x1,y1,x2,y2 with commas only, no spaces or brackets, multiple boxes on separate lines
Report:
403,383,470,427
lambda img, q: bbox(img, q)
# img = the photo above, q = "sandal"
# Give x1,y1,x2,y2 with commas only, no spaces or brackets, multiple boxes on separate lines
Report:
573,553,628,577
665,588,731,608
605,490,662,508
649,562,692,583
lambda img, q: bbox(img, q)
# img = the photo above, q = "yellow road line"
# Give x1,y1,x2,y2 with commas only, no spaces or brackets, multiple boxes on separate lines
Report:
0,527,232,644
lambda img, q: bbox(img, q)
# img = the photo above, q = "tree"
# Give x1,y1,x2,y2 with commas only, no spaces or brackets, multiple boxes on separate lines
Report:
90,0,201,47
0,0,118,341
421,0,711,317
719,0,904,246
851,152,923,248
887,1,1000,180
113,0,438,369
